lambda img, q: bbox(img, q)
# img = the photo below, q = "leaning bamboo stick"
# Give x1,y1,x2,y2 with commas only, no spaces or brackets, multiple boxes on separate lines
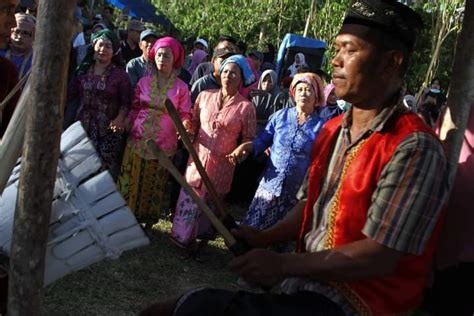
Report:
0,82,30,194
163,99,229,219
0,69,30,112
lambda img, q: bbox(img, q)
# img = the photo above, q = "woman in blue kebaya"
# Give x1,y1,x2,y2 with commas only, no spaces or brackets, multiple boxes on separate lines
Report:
228,72,325,233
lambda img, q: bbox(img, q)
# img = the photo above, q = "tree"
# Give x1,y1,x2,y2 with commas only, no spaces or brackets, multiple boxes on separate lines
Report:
7,0,75,314
310,0,350,74
409,0,464,96
439,0,473,184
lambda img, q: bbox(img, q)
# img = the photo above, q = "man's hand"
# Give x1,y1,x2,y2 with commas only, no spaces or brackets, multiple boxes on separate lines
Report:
229,248,284,288
231,226,268,248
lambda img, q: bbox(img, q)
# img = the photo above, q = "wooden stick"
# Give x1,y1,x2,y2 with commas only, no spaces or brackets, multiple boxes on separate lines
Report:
147,140,237,247
0,69,30,111
0,82,30,194
163,99,229,219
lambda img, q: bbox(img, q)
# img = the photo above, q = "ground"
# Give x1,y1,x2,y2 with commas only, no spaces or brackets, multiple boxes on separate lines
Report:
43,218,245,315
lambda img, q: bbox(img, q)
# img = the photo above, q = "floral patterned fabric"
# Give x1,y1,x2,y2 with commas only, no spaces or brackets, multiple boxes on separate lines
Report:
171,89,257,246
242,107,324,230
118,74,191,222
185,89,257,194
67,63,132,178
117,145,169,224
127,75,191,158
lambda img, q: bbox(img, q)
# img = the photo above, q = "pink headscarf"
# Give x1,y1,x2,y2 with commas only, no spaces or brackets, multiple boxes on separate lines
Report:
290,72,325,107
149,36,185,69
324,82,336,105
187,49,208,74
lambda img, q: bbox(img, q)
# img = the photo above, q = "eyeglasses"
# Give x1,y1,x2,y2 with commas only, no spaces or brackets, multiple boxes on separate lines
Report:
11,28,33,38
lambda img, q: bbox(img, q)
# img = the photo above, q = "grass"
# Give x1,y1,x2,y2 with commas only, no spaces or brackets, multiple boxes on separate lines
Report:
43,218,243,315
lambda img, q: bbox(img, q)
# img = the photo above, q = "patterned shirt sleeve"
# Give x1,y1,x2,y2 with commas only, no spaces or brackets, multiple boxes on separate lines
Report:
362,132,448,255
241,102,257,143
191,91,203,135
118,69,133,113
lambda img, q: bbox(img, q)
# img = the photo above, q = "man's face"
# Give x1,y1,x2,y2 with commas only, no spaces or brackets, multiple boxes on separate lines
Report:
216,40,236,52
212,56,225,77
128,29,141,44
10,21,34,53
139,35,157,59
0,0,17,47
102,8,113,20
331,28,384,105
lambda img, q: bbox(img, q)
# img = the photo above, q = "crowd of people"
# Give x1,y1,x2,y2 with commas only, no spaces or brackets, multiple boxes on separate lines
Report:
1,0,473,315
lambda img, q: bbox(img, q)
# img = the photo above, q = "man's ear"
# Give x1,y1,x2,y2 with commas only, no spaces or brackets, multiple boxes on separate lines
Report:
383,50,404,76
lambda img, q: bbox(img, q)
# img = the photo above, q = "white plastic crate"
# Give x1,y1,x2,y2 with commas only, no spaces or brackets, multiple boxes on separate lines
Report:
0,122,149,286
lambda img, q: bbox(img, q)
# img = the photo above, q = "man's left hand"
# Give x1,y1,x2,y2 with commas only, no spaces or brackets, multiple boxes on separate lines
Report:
229,248,284,288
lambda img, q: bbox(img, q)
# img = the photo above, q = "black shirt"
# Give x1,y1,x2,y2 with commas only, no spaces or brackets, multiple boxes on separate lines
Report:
121,41,142,64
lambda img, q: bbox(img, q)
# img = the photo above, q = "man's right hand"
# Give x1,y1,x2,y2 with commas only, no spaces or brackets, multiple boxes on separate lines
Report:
231,226,269,249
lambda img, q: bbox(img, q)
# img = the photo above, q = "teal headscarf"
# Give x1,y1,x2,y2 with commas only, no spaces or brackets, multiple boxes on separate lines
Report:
75,29,121,75
219,54,256,87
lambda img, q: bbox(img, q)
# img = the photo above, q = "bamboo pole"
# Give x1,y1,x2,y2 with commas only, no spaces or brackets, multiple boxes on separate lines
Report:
150,142,236,246
439,0,474,188
163,99,229,220
0,82,30,194
148,141,250,256
7,0,76,314
303,0,316,37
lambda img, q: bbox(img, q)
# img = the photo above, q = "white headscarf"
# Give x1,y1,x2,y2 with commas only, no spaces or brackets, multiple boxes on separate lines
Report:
288,53,308,78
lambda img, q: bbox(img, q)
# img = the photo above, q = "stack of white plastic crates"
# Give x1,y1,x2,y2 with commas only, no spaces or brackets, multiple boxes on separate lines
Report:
0,122,149,286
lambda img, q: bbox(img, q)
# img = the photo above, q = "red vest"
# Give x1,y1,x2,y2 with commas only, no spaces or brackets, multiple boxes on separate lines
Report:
299,112,444,315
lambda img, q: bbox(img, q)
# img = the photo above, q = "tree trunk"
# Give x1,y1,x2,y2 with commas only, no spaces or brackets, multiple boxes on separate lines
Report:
7,0,75,315
303,0,316,37
440,0,474,187
277,0,284,44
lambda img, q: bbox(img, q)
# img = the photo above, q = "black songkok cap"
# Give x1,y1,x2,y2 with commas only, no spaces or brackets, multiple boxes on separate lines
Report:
342,0,423,51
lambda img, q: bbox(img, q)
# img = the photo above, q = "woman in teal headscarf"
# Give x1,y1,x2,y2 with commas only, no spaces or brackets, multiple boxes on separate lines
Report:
67,29,132,179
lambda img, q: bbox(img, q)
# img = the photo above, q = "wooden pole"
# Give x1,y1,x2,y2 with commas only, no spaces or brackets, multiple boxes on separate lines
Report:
303,0,316,37
0,82,30,194
148,141,250,256
439,0,474,187
163,99,229,219
7,0,76,314
149,142,237,247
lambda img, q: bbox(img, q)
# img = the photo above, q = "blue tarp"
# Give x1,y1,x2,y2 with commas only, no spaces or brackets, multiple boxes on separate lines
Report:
105,0,172,28
275,33,327,80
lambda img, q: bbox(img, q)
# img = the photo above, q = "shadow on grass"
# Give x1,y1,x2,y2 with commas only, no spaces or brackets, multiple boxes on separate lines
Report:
43,219,242,315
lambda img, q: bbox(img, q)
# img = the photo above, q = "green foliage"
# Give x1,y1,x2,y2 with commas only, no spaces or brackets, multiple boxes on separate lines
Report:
151,0,310,51
137,0,459,92
310,0,350,74
407,0,463,93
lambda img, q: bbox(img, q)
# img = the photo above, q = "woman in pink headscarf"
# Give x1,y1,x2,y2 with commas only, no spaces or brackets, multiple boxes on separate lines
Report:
319,82,345,121
118,36,192,226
